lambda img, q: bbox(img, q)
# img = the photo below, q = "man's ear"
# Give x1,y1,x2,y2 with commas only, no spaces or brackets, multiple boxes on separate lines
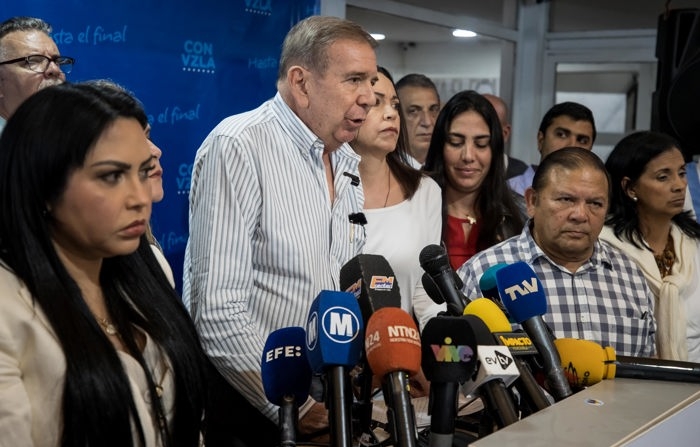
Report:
286,65,310,109
524,187,537,218
536,131,544,154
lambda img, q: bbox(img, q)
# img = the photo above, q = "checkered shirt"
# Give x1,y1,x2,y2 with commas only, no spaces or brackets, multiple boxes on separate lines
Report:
456,222,656,357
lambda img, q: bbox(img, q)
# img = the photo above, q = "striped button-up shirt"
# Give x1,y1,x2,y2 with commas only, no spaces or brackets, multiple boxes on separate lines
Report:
456,222,656,357
182,93,366,419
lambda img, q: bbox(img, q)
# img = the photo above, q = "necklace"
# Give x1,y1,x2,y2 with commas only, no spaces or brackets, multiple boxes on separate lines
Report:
464,214,477,225
383,167,391,208
97,317,119,336
653,233,675,278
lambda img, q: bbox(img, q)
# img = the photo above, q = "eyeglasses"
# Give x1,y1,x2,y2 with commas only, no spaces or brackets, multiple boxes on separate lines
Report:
0,54,75,74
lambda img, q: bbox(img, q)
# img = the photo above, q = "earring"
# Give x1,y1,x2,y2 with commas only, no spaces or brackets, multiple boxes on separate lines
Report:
631,196,638,202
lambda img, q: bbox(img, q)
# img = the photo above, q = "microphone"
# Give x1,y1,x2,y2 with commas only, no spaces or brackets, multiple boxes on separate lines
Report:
419,244,469,315
493,262,573,401
305,290,364,447
421,315,478,447
464,298,552,414
477,263,508,304
460,314,520,430
339,254,402,441
554,338,700,387
340,253,402,322
365,307,422,447
261,327,313,447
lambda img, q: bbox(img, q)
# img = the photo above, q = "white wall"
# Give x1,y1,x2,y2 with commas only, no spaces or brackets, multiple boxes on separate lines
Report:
375,40,504,102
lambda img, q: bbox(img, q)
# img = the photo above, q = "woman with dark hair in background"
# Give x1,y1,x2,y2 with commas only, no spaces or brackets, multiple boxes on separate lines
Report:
423,90,525,271
0,82,208,446
350,66,445,331
601,130,700,362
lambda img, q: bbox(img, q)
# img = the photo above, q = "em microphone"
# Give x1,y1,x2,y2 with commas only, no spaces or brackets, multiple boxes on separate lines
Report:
421,315,478,447
494,262,573,401
305,290,364,447
464,298,552,414
419,244,469,315
554,338,700,387
365,307,421,447
339,253,402,441
261,327,312,447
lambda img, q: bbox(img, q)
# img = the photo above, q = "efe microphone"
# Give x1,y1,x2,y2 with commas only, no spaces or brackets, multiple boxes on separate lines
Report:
261,327,313,447
365,307,422,447
305,290,364,447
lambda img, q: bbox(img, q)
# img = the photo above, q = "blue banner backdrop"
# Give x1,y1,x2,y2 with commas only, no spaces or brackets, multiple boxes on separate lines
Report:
4,0,320,292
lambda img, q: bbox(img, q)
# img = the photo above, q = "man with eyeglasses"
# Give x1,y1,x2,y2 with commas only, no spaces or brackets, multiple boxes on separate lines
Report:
0,16,74,133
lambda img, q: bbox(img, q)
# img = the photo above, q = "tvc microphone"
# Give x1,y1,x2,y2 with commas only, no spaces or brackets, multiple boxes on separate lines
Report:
365,307,422,447
339,253,402,441
419,244,469,315
493,262,573,401
261,327,313,447
460,314,520,431
464,298,552,414
554,338,700,388
421,315,478,447
305,290,364,447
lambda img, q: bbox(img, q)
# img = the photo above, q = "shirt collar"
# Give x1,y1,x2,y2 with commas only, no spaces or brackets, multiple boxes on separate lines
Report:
519,219,612,271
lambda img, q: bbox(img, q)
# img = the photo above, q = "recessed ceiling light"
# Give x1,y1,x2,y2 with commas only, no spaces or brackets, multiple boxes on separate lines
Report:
370,33,386,41
453,29,477,38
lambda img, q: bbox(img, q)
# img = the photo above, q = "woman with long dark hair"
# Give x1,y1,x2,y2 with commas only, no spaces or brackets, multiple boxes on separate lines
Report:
0,82,208,446
423,90,525,271
349,66,444,330
601,130,700,361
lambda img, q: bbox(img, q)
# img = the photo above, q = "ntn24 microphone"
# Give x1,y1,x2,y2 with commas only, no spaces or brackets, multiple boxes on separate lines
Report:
365,307,421,377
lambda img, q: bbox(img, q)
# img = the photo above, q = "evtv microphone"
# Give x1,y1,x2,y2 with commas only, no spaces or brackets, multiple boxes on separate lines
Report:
494,262,573,401
305,290,364,447
460,314,520,430
365,307,422,447
554,338,700,387
464,298,551,414
419,244,469,315
339,253,402,440
421,315,478,447
261,327,312,447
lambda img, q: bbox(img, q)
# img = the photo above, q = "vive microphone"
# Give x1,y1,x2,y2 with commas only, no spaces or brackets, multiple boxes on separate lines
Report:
261,326,312,447
305,290,364,447
365,307,422,447
494,262,573,401
421,315,478,447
